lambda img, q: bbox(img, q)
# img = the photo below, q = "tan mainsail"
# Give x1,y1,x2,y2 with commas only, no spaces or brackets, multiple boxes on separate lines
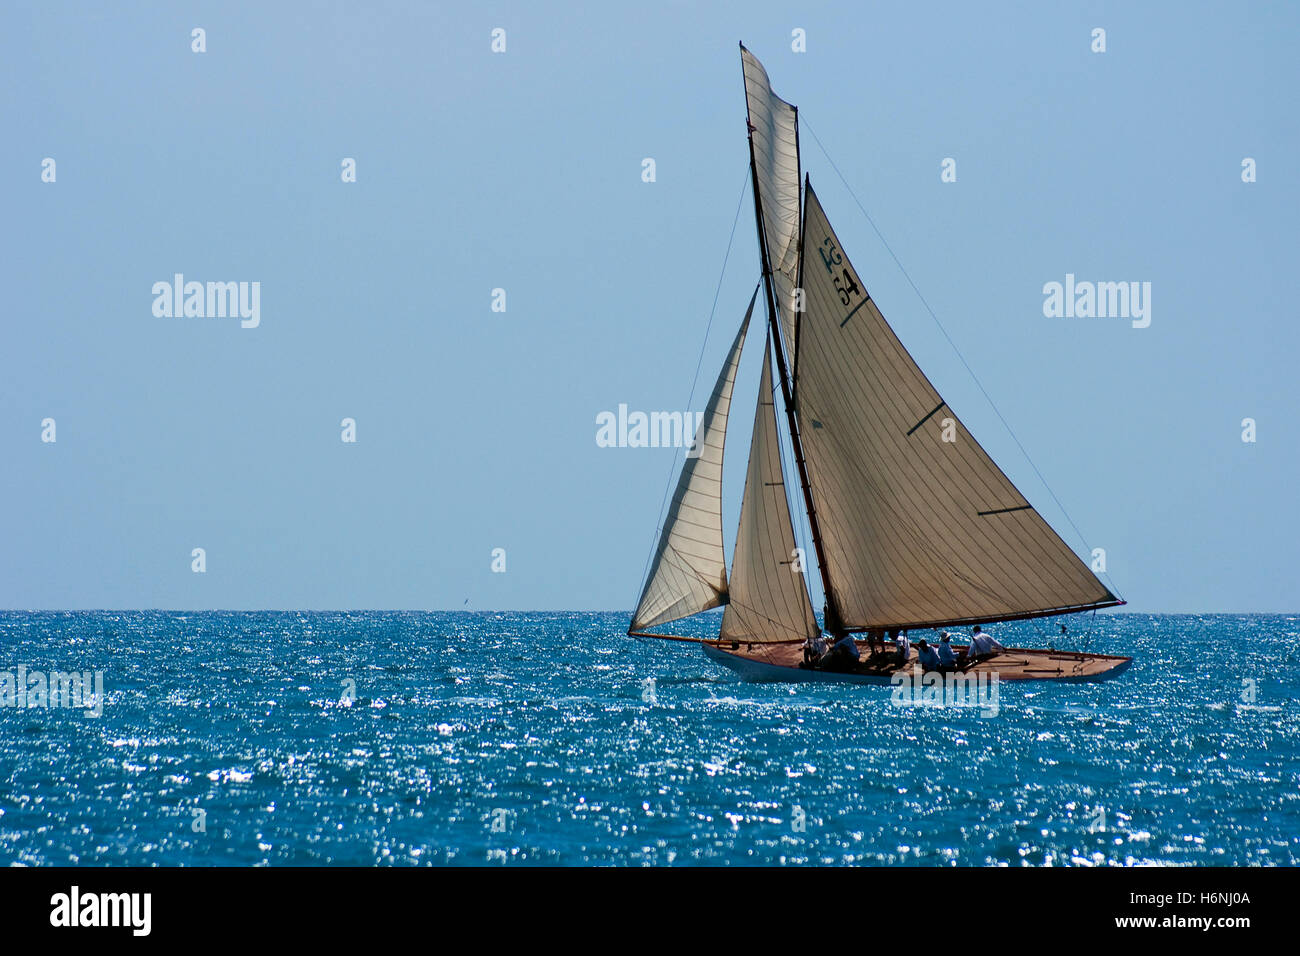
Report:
792,182,1118,629
630,289,757,630
719,341,820,644
740,45,801,354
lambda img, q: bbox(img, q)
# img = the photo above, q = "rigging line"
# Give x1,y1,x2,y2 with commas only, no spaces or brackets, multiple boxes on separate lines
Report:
1081,606,1097,654
633,169,752,613
800,118,1122,601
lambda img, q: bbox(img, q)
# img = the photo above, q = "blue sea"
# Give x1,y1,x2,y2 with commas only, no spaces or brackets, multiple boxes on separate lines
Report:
0,611,1295,866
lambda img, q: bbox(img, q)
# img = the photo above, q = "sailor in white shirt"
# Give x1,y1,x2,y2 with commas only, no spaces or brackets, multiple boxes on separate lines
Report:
892,629,910,666
965,625,1004,660
986,629,1005,652
936,632,958,669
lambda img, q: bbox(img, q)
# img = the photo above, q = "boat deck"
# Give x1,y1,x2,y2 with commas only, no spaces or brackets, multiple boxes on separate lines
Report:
701,640,1132,683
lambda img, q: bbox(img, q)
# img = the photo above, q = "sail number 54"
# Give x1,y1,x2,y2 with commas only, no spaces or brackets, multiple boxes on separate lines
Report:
818,237,861,307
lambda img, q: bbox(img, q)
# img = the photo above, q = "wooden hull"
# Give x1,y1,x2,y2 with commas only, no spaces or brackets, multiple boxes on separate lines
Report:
701,640,1132,684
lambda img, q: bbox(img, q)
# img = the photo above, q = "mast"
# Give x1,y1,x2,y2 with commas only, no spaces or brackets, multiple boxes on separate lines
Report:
790,117,804,401
742,47,844,636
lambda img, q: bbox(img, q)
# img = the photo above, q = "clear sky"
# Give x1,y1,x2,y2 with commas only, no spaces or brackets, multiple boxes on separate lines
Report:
2,1,1296,612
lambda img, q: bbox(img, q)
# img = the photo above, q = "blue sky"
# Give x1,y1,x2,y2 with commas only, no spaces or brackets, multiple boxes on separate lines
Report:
2,1,1296,612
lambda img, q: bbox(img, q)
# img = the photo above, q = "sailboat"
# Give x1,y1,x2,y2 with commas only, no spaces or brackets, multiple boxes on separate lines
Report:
627,45,1132,684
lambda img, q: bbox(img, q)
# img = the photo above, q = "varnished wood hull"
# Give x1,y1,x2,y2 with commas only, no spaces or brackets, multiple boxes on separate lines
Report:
701,640,1132,684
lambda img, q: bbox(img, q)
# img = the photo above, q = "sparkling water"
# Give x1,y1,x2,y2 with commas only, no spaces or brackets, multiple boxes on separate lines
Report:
0,611,1294,865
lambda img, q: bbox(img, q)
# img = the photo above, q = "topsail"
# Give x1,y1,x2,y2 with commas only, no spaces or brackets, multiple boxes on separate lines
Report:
741,45,801,354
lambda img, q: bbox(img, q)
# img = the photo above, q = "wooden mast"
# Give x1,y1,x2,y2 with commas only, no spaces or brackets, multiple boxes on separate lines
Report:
741,49,845,636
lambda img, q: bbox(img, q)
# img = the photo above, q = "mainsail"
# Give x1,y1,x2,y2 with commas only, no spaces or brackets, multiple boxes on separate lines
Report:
741,44,801,354
791,181,1120,629
630,289,757,630
719,339,821,644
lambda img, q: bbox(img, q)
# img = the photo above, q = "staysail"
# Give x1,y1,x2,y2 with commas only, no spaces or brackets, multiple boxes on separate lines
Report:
792,181,1120,630
719,339,821,644
741,44,801,354
630,289,757,630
